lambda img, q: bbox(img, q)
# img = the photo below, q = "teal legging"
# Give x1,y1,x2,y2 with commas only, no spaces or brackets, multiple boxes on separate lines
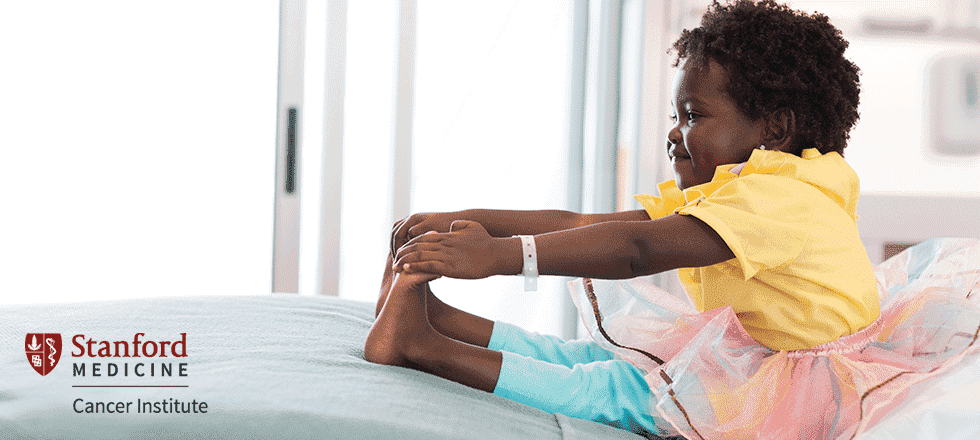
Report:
488,321,668,436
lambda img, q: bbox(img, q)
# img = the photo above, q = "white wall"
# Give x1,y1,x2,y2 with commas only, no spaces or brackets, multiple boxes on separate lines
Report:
846,38,980,197
785,0,980,260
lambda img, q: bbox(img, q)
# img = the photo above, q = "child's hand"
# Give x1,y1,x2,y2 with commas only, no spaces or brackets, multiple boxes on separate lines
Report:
390,212,464,255
392,220,504,280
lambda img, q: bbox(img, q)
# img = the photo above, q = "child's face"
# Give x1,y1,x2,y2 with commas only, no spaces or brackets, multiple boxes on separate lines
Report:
668,58,764,190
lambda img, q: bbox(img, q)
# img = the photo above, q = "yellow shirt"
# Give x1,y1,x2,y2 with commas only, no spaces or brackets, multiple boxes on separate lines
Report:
635,148,880,351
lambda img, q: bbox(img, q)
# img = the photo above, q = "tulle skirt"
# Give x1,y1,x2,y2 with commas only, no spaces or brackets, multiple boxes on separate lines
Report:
568,238,980,440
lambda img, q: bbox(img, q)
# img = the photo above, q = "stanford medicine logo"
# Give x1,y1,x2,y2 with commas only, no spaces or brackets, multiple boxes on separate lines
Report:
26,333,62,376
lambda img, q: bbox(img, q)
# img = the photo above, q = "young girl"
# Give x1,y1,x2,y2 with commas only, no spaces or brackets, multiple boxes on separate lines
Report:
365,1,980,439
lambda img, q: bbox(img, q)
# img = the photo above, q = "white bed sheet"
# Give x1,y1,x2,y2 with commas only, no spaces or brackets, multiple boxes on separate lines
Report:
1,285,977,439
0,295,645,440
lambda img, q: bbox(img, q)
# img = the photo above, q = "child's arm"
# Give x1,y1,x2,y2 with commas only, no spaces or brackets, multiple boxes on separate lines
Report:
391,209,650,252
393,214,734,280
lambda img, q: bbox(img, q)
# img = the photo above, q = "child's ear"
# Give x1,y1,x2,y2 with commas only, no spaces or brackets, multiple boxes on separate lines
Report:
763,108,796,152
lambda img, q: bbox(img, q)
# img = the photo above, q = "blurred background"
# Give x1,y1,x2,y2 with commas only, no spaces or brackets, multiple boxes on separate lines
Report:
3,0,979,340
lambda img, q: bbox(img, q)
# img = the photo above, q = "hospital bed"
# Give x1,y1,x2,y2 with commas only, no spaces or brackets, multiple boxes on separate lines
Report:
2,197,978,439
1,294,642,440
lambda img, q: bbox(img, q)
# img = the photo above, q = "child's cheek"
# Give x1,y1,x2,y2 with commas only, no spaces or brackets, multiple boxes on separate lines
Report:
691,140,711,166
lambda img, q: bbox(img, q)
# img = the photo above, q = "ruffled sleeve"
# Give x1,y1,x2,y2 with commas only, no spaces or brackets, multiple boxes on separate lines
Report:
634,181,688,220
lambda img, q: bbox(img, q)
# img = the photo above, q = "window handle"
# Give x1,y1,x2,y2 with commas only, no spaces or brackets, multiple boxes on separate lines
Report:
285,107,297,194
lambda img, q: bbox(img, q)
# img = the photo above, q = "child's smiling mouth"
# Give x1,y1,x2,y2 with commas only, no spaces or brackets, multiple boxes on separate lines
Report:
668,148,690,161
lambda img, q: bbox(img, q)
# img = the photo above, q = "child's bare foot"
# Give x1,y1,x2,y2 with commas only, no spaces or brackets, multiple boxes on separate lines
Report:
364,270,441,367
378,229,439,317
375,250,494,348
376,253,397,317
367,269,503,393
377,253,450,325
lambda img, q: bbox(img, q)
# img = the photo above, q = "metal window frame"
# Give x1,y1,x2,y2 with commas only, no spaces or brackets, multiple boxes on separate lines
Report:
272,0,307,293
581,0,623,217
390,0,418,225
316,1,349,296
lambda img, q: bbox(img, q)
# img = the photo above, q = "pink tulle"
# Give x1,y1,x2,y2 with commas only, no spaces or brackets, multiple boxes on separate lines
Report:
569,238,980,440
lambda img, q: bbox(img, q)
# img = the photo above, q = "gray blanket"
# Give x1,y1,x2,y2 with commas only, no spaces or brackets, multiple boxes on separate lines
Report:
0,295,644,440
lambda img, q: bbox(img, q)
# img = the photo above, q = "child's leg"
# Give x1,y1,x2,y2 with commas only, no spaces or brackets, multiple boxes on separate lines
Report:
365,271,661,435
494,352,660,434
489,322,615,368
365,270,503,393
377,252,494,347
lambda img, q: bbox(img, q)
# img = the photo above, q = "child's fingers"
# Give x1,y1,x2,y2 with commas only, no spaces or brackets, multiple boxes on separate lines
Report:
407,223,430,238
398,260,448,277
448,220,476,231
392,248,447,273
391,218,417,255
392,214,434,252
394,249,442,267
400,230,446,250
393,239,444,263
406,216,449,240
389,218,408,255
449,220,490,235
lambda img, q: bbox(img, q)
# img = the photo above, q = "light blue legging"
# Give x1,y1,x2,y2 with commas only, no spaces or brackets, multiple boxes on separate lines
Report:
488,321,667,436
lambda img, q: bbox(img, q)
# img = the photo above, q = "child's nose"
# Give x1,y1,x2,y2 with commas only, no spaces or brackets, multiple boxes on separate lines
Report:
667,125,682,147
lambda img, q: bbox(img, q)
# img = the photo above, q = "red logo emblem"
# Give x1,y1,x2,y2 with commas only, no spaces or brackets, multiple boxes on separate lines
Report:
25,333,62,376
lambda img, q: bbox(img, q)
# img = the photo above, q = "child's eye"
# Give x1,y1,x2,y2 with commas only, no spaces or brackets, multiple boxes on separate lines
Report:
669,112,699,124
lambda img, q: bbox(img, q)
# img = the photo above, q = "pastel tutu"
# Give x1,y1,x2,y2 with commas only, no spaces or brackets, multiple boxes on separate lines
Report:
569,238,980,440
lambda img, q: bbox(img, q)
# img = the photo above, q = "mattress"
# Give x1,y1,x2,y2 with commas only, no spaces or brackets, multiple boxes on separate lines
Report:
2,284,978,439
0,295,643,440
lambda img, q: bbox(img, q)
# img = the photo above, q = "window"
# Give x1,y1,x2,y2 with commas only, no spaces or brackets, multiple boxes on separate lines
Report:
307,0,581,336
410,0,578,336
0,2,279,304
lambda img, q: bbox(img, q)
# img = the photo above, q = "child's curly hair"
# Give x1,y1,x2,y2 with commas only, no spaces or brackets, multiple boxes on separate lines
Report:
673,0,860,155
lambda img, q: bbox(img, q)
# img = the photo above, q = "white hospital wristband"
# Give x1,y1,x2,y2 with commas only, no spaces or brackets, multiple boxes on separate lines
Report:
517,235,538,291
